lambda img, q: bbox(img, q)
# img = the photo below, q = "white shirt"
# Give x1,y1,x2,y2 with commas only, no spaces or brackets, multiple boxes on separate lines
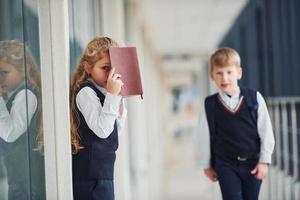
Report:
198,90,275,168
76,80,127,139
0,88,37,143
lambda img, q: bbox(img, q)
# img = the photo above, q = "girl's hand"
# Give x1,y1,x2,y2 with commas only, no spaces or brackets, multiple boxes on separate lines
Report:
251,163,269,180
204,168,218,182
106,68,124,96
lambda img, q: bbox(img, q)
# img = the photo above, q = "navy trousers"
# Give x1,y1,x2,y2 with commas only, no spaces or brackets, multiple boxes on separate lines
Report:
214,155,262,200
73,180,114,200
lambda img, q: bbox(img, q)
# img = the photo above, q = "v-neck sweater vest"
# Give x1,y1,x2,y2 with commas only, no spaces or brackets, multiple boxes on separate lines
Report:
213,96,260,158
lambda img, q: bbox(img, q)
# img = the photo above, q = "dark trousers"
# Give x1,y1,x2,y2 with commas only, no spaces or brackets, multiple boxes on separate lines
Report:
7,177,45,200
73,180,114,200
214,155,262,200
8,182,29,200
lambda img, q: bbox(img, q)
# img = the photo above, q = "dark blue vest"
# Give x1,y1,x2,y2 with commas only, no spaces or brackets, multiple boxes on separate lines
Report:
2,84,45,200
204,88,260,167
72,81,119,181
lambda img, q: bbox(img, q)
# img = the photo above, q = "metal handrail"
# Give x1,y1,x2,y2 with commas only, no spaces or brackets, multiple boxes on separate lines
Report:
267,97,300,181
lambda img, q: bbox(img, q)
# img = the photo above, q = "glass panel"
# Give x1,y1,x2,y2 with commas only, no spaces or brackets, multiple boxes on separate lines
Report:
69,0,98,73
0,0,46,199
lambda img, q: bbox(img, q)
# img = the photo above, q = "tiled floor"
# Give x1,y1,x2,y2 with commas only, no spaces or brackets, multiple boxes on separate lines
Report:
164,133,222,200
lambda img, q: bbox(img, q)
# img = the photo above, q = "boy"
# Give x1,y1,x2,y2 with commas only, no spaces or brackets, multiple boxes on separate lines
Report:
200,47,275,200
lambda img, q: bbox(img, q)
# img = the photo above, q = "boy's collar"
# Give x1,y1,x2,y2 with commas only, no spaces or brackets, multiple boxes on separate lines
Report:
219,88,241,99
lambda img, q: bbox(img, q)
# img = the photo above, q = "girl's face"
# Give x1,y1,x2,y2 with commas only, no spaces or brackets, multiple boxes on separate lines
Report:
86,53,112,88
0,61,23,93
210,65,242,96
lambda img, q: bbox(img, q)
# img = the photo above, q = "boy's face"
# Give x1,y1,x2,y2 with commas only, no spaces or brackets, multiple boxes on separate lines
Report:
0,61,24,94
85,53,112,88
210,65,242,95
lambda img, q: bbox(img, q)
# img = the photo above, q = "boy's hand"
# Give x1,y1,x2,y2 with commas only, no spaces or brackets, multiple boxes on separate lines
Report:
251,163,269,180
204,168,218,182
106,68,124,96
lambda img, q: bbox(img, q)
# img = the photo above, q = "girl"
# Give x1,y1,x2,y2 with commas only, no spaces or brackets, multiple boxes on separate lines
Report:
70,37,127,200
0,40,45,199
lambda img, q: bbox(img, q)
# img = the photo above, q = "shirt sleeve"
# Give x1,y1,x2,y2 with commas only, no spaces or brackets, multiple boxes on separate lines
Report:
76,87,123,139
197,107,212,168
257,91,275,164
0,89,37,143
116,98,127,134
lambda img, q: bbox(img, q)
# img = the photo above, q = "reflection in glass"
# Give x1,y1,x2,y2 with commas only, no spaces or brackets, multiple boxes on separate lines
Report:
0,40,45,200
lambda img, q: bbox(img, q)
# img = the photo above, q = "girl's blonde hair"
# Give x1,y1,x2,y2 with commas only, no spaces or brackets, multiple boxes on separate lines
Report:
0,40,43,153
210,47,241,73
70,36,118,154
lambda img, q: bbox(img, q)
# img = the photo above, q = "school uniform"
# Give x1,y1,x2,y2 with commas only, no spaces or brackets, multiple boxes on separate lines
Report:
0,82,45,200
199,88,275,200
73,79,127,200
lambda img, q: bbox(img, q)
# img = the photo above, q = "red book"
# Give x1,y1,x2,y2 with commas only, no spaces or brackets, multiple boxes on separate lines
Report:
109,47,143,99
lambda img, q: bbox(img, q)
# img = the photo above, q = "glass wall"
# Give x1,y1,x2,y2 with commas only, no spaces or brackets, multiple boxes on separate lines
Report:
0,0,45,199
69,0,101,73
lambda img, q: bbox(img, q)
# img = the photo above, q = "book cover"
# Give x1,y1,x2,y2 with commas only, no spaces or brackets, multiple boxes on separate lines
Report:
109,47,143,99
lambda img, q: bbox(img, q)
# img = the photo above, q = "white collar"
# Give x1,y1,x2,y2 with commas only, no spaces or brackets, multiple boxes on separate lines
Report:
87,78,107,95
7,80,26,100
218,90,241,101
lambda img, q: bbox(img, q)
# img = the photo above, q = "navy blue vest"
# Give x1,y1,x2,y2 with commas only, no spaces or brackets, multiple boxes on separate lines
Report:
2,84,45,199
205,88,260,167
72,81,119,181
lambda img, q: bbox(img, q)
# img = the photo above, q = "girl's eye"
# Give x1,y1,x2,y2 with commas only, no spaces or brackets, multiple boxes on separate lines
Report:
0,71,8,76
101,66,111,71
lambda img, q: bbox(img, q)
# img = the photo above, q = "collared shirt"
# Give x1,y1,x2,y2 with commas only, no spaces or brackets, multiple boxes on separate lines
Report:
198,89,275,168
76,79,127,139
0,84,37,143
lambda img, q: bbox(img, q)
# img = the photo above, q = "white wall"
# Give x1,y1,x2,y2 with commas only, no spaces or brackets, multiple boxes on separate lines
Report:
38,0,72,199
123,2,166,200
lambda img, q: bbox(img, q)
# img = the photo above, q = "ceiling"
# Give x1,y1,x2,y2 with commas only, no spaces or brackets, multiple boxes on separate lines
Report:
141,0,248,59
